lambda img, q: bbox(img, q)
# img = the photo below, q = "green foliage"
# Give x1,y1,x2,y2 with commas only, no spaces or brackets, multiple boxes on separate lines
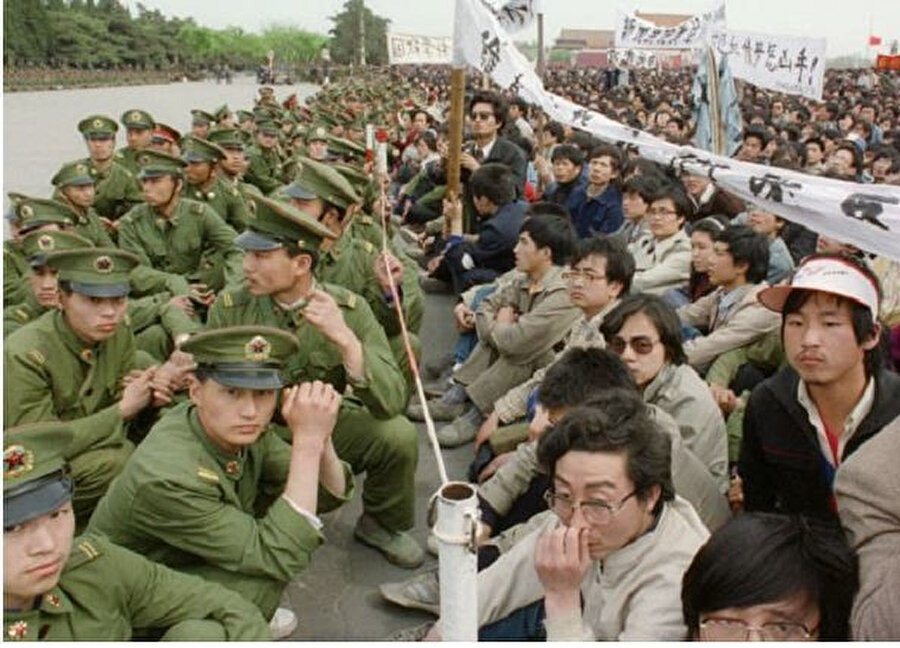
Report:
328,0,390,66
3,0,328,70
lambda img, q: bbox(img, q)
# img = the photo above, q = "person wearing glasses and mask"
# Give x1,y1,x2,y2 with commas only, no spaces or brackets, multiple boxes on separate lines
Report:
681,512,857,641
423,390,709,640
628,182,693,296
601,294,729,493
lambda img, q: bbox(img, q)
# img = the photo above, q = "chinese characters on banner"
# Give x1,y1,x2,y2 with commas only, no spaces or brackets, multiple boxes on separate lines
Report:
454,0,900,260
710,30,826,100
387,33,452,65
609,49,659,69
478,0,541,35
614,1,726,50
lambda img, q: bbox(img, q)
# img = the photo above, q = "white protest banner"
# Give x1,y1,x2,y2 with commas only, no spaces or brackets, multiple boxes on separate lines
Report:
387,33,452,65
609,49,659,69
709,30,826,100
479,0,541,35
455,0,900,261
615,1,726,50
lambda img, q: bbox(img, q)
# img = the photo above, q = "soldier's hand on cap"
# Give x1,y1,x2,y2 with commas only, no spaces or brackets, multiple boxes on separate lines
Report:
120,368,154,420
373,251,403,293
281,381,342,446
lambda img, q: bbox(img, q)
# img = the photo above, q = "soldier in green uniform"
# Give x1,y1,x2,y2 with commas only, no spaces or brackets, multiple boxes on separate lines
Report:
282,160,424,387
236,109,255,145
206,193,424,568
3,195,74,307
3,421,271,641
116,149,243,301
213,103,235,128
50,160,115,247
245,119,285,195
149,122,181,156
307,125,330,162
180,135,250,232
208,127,254,194
87,326,351,631
3,248,182,527
116,109,155,175
190,109,215,140
75,115,143,221
3,230,92,338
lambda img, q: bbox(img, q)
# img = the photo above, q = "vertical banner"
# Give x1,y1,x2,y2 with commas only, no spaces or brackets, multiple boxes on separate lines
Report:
709,30,826,100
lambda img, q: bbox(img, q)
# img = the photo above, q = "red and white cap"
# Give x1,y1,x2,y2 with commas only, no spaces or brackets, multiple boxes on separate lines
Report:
758,255,880,321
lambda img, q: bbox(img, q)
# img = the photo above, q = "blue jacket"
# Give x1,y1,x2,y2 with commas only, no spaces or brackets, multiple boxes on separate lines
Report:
543,175,587,219
571,184,624,238
448,200,528,274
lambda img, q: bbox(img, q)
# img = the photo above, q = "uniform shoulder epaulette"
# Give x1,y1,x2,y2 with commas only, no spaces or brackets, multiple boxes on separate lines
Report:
190,201,205,215
121,166,134,178
323,282,358,309
358,215,375,226
218,285,250,309
14,307,30,323
26,348,46,366
361,240,376,254
196,466,220,484
66,537,103,570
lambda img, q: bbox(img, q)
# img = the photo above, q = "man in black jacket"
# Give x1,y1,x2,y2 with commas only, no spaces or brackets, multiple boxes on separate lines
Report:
738,253,900,520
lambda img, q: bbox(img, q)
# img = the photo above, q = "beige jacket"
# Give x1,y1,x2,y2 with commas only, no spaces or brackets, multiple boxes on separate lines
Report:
479,405,731,534
628,229,691,296
678,283,782,368
465,497,709,640
643,363,729,491
492,302,616,424
836,413,900,640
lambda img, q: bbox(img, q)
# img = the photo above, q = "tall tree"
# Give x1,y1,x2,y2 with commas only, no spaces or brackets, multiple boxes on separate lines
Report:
328,0,390,66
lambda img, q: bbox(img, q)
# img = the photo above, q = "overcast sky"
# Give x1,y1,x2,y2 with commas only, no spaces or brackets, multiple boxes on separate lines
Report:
134,0,899,58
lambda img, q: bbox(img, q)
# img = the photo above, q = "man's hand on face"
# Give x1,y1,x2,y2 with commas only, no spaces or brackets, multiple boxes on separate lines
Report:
281,380,342,447
534,525,591,603
373,251,404,294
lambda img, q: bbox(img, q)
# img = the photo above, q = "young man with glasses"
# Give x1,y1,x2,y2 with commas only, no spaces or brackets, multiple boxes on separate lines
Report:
423,390,709,640
628,183,692,295
460,91,527,201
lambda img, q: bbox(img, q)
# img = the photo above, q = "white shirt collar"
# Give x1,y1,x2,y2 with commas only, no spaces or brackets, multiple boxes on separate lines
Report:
796,377,876,466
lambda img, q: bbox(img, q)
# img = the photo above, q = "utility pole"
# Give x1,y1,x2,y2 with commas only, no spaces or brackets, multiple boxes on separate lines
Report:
536,11,545,79
358,0,366,66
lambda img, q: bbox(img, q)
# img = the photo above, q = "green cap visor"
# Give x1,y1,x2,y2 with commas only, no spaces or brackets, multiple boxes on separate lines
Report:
4,470,74,528
198,363,286,390
68,280,130,298
235,229,286,252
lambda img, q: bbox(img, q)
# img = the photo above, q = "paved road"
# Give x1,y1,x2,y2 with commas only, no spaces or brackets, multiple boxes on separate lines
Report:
3,75,472,639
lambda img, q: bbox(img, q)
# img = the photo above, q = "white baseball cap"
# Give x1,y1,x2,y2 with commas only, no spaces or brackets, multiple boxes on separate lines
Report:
758,255,880,321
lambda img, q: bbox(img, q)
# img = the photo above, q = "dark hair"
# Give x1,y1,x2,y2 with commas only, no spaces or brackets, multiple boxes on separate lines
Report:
509,96,528,114
622,174,661,203
714,224,770,284
587,143,623,168
544,121,565,143
833,140,863,176
528,201,569,220
537,390,675,513
743,126,770,148
537,347,637,411
469,162,515,206
469,90,508,130
781,254,883,378
286,245,319,270
572,235,636,294
601,294,688,365
415,131,437,152
550,143,584,167
649,181,694,222
520,213,576,265
568,130,597,155
681,513,858,640
691,215,727,240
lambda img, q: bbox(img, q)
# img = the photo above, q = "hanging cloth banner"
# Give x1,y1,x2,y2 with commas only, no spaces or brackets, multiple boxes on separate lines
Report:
609,49,660,69
454,0,900,261
479,0,542,35
614,1,726,50
709,30,826,100
387,33,453,65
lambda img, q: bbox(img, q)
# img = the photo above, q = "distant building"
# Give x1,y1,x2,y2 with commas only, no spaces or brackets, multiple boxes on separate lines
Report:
554,12,695,69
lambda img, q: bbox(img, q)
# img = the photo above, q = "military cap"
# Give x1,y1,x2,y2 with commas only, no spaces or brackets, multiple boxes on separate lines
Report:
121,109,155,130
4,422,75,528
327,135,366,159
333,162,370,191
78,114,118,137
252,106,278,121
207,127,245,150
136,149,186,179
45,247,139,297
191,109,216,126
236,109,254,123
255,119,281,136
237,192,336,253
6,193,76,230
308,125,329,142
151,122,182,145
289,124,308,141
51,160,95,188
22,230,93,268
259,86,276,97
180,325,299,390
213,104,231,122
180,136,226,163
293,156,362,210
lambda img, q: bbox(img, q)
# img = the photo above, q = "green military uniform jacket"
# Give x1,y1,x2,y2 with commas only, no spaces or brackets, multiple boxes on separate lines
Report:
117,198,243,296
115,146,140,175
50,191,116,247
245,145,284,195
84,158,143,221
4,293,45,338
3,533,270,641
207,282,407,419
182,175,250,232
317,235,424,337
3,240,31,307
4,310,134,458
87,402,352,582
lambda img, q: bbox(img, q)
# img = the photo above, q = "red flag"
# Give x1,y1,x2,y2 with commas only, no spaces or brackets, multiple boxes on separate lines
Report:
869,35,882,46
